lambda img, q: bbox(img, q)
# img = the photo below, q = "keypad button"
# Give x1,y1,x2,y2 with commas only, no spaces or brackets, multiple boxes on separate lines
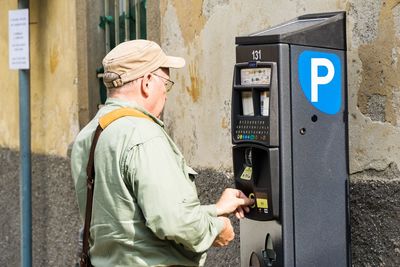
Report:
235,119,269,142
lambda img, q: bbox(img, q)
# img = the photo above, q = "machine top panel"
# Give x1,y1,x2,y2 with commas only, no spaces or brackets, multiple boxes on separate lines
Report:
236,11,346,50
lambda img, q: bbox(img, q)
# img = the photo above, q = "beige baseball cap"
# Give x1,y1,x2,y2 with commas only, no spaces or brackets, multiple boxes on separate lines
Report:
102,39,185,88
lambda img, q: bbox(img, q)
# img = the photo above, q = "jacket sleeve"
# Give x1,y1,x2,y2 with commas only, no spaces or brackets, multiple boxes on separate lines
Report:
125,135,224,253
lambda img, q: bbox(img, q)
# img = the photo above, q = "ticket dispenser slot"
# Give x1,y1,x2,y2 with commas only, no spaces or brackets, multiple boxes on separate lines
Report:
233,145,279,220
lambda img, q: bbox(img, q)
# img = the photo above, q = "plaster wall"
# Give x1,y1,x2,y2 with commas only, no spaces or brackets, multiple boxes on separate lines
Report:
147,0,161,45
160,0,400,176
0,0,80,157
160,0,345,168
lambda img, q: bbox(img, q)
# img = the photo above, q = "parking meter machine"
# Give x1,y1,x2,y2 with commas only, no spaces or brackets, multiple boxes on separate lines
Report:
231,12,350,267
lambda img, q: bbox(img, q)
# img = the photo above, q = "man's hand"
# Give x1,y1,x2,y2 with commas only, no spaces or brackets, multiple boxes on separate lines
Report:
216,188,254,219
212,217,234,247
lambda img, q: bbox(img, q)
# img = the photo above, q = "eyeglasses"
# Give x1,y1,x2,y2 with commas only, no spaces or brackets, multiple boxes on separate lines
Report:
152,72,174,92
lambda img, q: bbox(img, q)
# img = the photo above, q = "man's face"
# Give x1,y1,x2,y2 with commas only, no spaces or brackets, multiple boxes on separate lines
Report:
147,68,170,118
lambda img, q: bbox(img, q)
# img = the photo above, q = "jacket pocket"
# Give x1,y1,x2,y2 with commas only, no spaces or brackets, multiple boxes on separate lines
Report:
184,165,198,182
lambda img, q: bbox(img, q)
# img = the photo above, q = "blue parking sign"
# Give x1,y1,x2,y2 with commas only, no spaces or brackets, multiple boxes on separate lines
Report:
298,51,342,115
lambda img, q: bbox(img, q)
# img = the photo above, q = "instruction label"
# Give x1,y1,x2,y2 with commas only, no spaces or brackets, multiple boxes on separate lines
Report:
9,9,29,69
240,166,252,180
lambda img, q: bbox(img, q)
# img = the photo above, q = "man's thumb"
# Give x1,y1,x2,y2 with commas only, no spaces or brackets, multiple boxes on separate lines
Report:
237,197,254,206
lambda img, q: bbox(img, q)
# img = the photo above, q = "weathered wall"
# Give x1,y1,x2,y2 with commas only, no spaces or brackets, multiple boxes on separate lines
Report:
160,0,400,171
75,0,106,126
348,0,400,174
147,0,161,45
0,0,19,151
160,0,345,168
347,0,400,265
0,0,80,157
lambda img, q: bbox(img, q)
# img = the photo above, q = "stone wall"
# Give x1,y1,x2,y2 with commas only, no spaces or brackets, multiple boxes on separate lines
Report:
0,148,81,266
1,147,398,266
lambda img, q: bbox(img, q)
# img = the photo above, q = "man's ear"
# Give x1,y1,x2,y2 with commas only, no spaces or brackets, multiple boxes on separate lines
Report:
140,72,152,97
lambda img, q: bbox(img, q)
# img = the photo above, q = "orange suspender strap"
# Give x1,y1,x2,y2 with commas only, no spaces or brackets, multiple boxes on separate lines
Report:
80,107,152,267
98,107,153,129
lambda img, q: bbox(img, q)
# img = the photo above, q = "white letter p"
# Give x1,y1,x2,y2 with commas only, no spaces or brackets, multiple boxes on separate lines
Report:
311,58,335,102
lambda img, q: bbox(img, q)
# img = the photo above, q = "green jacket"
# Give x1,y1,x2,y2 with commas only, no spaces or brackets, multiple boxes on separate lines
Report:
71,98,224,267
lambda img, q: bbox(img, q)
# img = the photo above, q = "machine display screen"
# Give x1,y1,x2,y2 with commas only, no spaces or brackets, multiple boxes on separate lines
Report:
240,68,271,85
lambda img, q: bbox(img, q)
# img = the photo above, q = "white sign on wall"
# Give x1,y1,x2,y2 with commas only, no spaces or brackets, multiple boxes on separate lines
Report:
9,9,30,70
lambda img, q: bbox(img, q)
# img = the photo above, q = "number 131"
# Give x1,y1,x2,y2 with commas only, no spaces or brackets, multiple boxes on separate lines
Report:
252,50,262,60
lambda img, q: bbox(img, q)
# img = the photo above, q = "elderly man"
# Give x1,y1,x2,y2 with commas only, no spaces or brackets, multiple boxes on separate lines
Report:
71,40,253,267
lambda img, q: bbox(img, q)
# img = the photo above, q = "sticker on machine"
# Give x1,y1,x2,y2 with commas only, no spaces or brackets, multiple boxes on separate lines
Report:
298,50,342,115
240,166,252,180
255,192,269,213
